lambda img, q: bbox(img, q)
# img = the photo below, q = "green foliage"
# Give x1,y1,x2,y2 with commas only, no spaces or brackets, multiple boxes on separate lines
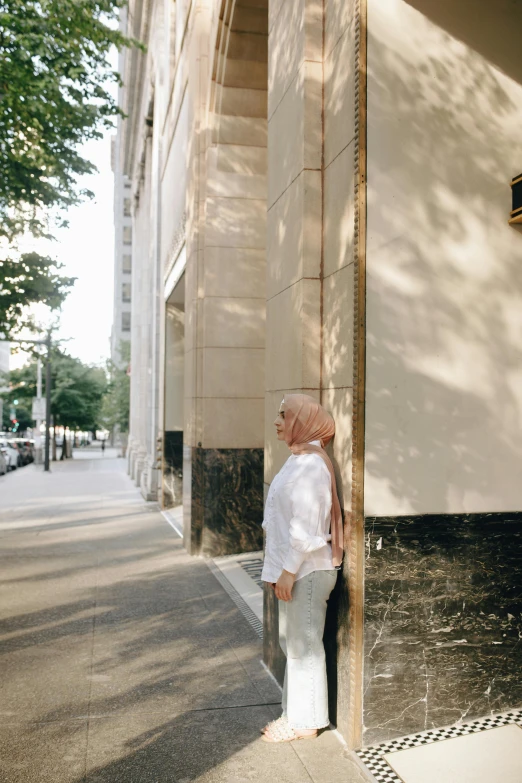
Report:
0,0,138,239
1,349,107,432
0,251,76,334
101,340,130,432
51,352,106,431
0,0,140,334
1,397,32,431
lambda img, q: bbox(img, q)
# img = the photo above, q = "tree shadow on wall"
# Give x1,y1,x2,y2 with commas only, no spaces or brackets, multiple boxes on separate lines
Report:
363,0,522,517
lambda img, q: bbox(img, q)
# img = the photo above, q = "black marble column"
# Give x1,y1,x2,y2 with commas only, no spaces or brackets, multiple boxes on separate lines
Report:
183,445,264,557
363,512,522,746
263,582,286,686
162,430,183,509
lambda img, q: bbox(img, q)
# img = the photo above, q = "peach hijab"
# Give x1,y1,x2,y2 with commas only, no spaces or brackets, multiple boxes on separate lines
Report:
282,394,344,567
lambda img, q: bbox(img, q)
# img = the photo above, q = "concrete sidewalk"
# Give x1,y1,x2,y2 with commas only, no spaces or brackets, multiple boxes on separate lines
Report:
0,458,368,783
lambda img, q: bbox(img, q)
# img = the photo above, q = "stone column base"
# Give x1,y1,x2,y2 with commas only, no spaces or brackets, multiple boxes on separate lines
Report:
182,445,263,557
140,456,159,501
127,437,138,477
134,449,147,487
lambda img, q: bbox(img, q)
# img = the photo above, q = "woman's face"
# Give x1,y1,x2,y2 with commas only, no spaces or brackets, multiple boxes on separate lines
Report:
274,401,286,441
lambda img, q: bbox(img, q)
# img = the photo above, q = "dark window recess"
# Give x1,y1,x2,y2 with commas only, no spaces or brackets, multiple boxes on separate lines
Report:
122,312,131,332
511,174,522,222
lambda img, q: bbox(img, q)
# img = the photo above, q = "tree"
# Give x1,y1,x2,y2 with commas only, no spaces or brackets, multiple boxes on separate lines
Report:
0,1,139,335
51,353,106,434
1,349,107,441
0,251,76,334
0,0,136,240
101,340,130,434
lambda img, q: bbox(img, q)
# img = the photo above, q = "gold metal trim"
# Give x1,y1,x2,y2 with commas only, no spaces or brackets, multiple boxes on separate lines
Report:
347,0,368,750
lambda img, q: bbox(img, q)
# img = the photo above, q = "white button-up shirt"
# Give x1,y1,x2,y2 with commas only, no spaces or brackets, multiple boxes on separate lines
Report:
261,441,335,583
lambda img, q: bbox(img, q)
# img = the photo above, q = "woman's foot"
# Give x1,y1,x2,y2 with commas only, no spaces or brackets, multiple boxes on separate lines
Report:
260,716,286,735
261,719,318,743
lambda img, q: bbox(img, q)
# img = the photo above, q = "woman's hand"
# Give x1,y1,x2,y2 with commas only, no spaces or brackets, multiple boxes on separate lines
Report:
274,570,296,602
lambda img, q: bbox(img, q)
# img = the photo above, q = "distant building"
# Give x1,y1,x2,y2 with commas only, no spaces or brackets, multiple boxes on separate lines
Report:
110,9,132,369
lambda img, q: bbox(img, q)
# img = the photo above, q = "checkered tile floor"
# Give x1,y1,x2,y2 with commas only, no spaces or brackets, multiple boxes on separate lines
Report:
356,708,522,782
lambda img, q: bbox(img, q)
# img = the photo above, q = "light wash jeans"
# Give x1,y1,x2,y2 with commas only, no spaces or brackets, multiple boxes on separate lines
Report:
278,569,337,730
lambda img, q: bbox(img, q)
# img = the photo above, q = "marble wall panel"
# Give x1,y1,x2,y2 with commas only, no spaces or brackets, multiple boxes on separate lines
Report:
323,141,355,277
263,581,286,686
322,264,355,389
324,19,355,167
266,170,321,301
202,347,264,399
325,0,355,58
321,387,353,507
268,0,322,118
163,430,183,509
202,397,265,449
202,297,265,349
363,512,522,746
184,446,264,557
183,443,202,554
265,279,321,392
218,116,267,147
203,247,265,299
267,61,322,208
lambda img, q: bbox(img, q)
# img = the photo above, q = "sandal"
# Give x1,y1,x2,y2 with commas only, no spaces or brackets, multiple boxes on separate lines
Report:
260,716,287,735
261,719,318,743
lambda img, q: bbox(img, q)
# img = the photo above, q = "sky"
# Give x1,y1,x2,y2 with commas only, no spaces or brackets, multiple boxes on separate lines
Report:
49,132,116,366
11,133,116,371
11,55,118,372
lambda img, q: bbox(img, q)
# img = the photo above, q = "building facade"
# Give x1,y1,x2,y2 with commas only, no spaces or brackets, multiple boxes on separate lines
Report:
110,18,133,371
110,147,133,369
116,0,522,749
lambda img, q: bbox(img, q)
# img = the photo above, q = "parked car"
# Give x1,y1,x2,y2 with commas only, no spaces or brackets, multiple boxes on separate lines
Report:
0,448,7,475
0,439,21,470
13,439,34,464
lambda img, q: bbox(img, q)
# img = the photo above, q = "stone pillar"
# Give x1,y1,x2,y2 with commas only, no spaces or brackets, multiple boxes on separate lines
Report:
322,0,357,743
182,0,268,558
263,0,324,686
163,303,185,508
263,0,358,742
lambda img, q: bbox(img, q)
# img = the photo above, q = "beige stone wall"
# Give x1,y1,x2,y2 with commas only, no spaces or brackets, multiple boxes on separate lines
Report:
322,0,356,504
265,0,323,482
165,304,185,431
185,0,268,451
182,0,210,453
264,0,357,739
265,0,356,506
365,0,522,515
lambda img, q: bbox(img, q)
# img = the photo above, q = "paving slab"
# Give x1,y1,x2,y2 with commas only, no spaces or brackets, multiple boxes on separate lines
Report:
85,707,315,783
0,457,369,783
0,637,93,721
0,720,88,783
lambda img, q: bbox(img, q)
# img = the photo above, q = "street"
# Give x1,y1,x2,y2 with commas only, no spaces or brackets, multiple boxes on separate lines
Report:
0,455,367,782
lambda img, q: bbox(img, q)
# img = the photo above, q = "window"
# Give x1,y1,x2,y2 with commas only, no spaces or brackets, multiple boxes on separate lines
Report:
122,312,131,332
122,283,131,303
122,254,132,273
123,226,132,245
123,198,131,217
